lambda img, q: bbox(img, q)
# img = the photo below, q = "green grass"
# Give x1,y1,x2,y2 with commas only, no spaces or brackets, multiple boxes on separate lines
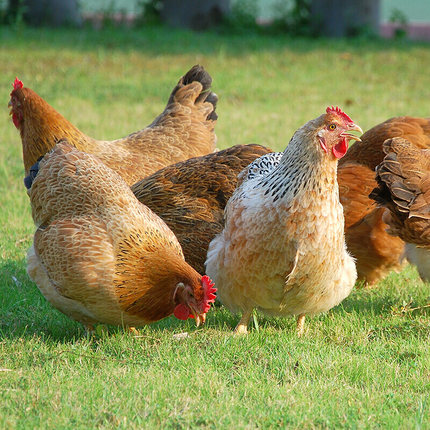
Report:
1,26,430,428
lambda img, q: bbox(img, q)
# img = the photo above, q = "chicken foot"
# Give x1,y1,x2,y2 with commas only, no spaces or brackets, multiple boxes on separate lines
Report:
128,327,139,336
234,308,253,335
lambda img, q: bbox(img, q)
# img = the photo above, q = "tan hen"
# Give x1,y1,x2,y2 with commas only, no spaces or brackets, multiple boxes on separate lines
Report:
10,65,217,185
206,107,361,335
26,141,216,330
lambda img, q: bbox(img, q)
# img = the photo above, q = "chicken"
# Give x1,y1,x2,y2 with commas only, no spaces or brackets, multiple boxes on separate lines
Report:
339,116,430,285
26,140,216,330
205,107,362,335
370,137,430,281
338,163,406,285
9,65,217,185
341,117,430,171
131,144,273,274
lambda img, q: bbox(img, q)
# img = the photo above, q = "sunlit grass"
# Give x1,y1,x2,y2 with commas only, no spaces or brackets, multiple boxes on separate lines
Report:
1,26,429,428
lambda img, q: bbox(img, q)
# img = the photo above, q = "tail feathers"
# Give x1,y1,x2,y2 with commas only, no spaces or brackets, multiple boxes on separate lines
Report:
204,91,218,121
370,137,430,249
167,65,218,121
24,156,43,190
370,137,429,217
377,153,402,176
181,65,212,96
382,136,414,157
388,181,416,209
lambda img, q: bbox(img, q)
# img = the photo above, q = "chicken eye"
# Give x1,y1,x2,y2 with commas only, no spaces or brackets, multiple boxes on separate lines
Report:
328,124,337,130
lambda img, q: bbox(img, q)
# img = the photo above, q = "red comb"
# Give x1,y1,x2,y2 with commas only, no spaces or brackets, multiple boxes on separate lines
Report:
13,77,23,91
326,106,353,123
201,275,216,313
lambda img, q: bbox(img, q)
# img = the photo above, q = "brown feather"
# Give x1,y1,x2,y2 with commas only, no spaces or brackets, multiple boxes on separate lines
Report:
10,65,217,185
338,117,430,285
27,141,210,328
131,144,273,273
371,137,430,246
341,116,430,170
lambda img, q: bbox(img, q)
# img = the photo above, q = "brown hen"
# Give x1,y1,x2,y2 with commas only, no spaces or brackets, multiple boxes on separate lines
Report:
131,144,272,274
9,65,217,185
26,141,216,330
370,137,430,281
338,116,430,285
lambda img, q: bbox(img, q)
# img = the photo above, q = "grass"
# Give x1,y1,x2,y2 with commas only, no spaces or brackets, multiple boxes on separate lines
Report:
1,25,430,428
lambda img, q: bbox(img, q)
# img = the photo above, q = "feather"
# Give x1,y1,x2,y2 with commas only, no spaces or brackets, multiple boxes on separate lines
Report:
339,117,430,285
27,141,215,329
370,137,430,280
10,65,217,185
131,144,272,274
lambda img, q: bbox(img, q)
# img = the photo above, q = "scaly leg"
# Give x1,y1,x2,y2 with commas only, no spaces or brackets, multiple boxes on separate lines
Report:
84,323,95,339
234,308,253,335
128,326,139,336
296,314,305,337
84,323,95,333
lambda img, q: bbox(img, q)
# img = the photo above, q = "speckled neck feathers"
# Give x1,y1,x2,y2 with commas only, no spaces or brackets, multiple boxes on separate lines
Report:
252,122,339,205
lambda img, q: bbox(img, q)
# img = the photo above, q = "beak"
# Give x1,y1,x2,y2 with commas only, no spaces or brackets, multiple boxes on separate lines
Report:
342,123,363,142
194,312,206,327
8,100,12,114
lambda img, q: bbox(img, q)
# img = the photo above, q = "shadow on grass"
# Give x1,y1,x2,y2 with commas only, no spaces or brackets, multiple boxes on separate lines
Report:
0,258,231,344
2,257,427,343
334,288,397,315
0,258,84,342
339,274,430,315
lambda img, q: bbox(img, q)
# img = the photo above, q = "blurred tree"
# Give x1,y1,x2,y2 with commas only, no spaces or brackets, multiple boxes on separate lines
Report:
6,0,81,26
310,0,380,37
158,0,230,30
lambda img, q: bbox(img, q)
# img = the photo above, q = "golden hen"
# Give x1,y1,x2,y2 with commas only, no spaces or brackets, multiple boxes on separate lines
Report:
9,65,217,185
206,107,361,335
131,144,272,274
339,116,430,285
26,141,216,330
370,137,430,281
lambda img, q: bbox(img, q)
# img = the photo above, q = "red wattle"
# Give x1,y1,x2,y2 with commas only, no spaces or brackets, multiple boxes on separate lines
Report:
12,113,20,129
173,304,191,320
332,138,348,159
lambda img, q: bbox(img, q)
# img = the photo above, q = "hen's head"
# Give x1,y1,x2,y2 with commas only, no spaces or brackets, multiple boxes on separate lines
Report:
173,275,216,326
309,106,362,160
9,77,24,129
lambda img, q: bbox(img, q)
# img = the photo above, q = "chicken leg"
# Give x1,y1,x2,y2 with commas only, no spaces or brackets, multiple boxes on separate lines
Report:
234,308,253,335
84,325,94,338
296,314,305,337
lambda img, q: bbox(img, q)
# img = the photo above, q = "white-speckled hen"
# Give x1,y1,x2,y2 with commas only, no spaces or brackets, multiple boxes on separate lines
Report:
206,107,361,335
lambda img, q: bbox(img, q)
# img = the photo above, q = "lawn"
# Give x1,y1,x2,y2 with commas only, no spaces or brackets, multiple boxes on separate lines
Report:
1,25,430,428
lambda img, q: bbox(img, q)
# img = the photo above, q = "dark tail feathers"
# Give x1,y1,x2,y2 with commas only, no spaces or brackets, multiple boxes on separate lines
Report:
168,65,218,120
